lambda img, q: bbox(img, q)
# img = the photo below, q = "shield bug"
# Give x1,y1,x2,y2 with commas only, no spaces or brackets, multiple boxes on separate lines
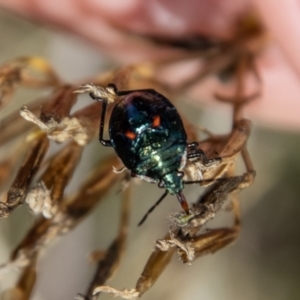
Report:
75,84,214,224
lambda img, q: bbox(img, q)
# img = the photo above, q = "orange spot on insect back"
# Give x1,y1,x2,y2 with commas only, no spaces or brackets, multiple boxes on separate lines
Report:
152,115,161,127
125,131,136,140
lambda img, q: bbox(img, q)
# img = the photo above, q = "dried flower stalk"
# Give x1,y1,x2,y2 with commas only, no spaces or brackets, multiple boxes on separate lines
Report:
0,14,265,298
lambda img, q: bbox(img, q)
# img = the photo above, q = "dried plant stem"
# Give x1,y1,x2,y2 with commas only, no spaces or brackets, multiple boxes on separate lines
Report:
0,155,121,273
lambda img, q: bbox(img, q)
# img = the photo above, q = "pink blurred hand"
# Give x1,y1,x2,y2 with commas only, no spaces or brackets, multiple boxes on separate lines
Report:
1,0,300,130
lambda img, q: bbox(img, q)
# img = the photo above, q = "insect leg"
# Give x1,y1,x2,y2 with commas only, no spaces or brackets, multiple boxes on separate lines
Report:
187,143,221,166
76,84,114,147
116,88,156,96
97,99,113,147
87,90,112,147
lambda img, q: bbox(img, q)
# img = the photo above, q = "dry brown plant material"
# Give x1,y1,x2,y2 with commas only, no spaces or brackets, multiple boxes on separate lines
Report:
0,14,265,298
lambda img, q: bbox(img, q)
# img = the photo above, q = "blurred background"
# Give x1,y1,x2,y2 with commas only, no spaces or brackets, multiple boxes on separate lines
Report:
0,8,300,300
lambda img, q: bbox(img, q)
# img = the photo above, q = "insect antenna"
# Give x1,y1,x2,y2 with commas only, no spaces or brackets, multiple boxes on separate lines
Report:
138,190,169,226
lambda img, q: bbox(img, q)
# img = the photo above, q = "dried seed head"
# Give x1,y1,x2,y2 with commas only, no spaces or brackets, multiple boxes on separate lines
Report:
20,105,57,132
25,181,57,219
20,106,90,145
93,286,140,299
74,83,117,104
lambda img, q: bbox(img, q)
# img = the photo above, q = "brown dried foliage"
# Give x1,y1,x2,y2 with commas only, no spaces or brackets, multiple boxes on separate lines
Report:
0,13,265,300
